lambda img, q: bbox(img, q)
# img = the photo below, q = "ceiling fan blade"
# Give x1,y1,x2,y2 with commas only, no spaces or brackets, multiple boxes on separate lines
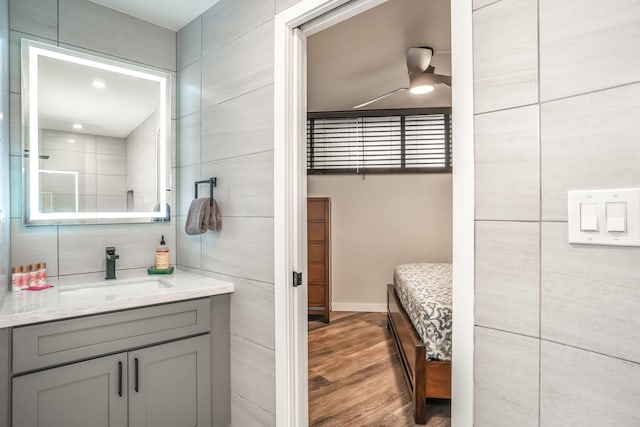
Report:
352,88,407,109
407,47,433,74
433,73,452,86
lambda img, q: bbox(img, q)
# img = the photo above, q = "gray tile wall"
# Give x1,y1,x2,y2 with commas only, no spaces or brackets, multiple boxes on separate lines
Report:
176,1,276,424
0,0,9,299
473,0,640,425
8,0,177,281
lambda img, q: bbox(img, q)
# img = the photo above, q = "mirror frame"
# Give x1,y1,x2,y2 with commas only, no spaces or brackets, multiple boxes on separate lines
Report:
21,39,171,224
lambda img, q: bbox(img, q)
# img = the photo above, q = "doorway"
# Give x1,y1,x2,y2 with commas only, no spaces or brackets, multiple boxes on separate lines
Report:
274,0,474,426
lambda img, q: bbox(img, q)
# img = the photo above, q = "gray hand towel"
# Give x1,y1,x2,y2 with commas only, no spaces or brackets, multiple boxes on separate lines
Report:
185,198,210,235
209,198,222,231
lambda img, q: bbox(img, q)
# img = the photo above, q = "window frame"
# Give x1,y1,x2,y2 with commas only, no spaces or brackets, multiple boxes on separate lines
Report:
307,107,452,175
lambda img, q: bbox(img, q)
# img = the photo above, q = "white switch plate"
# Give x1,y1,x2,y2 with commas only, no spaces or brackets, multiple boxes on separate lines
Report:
568,188,640,246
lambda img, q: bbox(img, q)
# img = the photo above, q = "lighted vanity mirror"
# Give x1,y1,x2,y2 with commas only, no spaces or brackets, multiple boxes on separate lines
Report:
21,39,171,224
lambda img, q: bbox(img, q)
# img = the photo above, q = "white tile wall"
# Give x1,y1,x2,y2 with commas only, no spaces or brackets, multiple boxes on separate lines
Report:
177,112,201,167
201,85,274,163
200,151,274,218
58,0,176,71
475,105,539,221
540,341,640,426
541,83,640,221
201,20,274,108
8,0,57,39
177,3,276,419
474,0,640,424
230,335,275,414
541,222,640,363
176,16,201,71
474,327,539,427
539,0,640,102
177,61,201,118
201,217,274,284
475,221,539,337
231,393,276,427
201,0,273,57
472,0,538,114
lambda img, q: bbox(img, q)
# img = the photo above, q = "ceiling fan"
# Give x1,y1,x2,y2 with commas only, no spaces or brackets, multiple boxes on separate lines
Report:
352,47,451,109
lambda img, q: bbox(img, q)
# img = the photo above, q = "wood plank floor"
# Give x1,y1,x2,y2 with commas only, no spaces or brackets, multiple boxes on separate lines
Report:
308,312,451,426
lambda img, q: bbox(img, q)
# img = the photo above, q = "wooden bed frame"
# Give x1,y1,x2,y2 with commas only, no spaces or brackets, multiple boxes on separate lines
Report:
387,284,451,424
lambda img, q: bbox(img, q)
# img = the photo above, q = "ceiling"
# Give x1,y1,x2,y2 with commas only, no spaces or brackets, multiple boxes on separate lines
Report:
308,0,452,112
88,0,221,31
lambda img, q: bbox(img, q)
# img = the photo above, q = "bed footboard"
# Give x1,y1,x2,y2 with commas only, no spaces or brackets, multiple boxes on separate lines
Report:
387,284,451,424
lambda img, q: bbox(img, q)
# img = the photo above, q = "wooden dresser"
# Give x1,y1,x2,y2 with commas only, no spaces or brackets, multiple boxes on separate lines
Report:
307,197,330,323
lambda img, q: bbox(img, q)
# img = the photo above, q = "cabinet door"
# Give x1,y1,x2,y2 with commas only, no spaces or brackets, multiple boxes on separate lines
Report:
13,353,127,427
129,334,211,427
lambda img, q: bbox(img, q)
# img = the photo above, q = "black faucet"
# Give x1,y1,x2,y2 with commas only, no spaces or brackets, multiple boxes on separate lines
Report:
105,247,119,280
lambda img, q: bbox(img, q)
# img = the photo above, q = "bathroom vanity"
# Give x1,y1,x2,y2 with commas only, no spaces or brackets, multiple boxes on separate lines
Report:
0,271,233,427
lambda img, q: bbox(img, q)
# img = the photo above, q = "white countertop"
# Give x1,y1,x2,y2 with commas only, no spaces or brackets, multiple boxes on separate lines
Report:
0,269,234,328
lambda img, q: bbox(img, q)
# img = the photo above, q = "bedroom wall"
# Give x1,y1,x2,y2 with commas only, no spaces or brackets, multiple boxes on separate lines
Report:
308,174,452,310
175,1,278,424
8,0,176,281
473,0,640,425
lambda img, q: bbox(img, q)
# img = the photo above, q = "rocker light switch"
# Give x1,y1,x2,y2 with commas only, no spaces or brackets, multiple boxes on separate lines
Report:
606,202,627,232
580,203,598,231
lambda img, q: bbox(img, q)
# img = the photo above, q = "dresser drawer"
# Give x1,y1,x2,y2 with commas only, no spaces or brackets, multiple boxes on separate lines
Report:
13,298,210,374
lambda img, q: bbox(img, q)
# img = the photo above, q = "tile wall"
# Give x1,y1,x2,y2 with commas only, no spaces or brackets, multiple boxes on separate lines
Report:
473,0,640,425
0,0,9,300
8,0,177,282
175,0,279,423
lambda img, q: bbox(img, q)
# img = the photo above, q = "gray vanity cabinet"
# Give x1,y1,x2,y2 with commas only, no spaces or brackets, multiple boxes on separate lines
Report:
128,335,211,427
2,297,231,427
12,353,128,427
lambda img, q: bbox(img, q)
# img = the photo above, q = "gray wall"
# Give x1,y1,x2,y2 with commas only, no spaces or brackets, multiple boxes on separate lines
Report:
473,0,640,425
175,0,281,424
0,0,9,299
8,0,177,282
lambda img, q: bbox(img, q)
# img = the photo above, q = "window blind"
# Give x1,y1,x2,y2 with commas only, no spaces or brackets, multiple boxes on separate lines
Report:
307,109,451,174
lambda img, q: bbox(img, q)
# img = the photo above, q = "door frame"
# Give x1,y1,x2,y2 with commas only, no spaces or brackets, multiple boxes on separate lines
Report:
273,0,475,425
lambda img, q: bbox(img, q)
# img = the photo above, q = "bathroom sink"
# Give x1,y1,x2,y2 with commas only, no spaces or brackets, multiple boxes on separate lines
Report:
59,277,174,300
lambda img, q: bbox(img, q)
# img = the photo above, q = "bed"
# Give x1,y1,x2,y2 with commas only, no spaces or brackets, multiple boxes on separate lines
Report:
387,263,452,424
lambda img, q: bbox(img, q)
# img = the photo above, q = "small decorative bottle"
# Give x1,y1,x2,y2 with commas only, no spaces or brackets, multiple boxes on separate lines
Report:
29,264,39,288
37,262,47,285
12,266,24,291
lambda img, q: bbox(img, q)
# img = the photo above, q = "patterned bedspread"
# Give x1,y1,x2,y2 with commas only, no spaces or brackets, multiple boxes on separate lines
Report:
394,263,452,361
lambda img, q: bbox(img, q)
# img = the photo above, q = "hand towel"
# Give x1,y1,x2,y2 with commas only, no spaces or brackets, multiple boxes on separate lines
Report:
185,198,210,235
209,198,222,231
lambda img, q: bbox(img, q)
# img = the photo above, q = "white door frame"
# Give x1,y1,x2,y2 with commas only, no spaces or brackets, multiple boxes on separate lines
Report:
274,0,475,425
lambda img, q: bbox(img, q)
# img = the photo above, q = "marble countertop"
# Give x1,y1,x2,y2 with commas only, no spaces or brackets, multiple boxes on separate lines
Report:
0,269,234,328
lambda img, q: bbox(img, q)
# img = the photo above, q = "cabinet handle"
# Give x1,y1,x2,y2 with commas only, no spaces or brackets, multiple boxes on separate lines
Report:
118,361,123,397
134,357,139,393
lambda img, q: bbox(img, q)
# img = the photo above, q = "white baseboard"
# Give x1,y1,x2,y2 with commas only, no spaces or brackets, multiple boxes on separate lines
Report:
331,302,387,312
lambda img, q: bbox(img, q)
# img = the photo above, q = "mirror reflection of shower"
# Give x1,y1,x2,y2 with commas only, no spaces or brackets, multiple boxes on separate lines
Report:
38,169,79,213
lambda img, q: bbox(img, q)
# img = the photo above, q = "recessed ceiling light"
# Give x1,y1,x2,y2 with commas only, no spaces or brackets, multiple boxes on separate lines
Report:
91,79,107,89
73,123,83,130
67,139,75,143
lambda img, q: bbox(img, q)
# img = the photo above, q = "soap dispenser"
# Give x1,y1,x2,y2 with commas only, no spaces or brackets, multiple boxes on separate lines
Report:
155,235,170,270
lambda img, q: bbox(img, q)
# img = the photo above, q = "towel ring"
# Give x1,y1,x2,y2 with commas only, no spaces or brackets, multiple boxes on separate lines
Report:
195,177,217,206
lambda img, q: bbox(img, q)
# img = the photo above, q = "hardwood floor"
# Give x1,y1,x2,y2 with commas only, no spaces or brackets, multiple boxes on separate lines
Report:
308,312,451,426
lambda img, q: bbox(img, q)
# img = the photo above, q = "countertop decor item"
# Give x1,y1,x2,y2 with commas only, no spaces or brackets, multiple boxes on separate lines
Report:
147,266,174,275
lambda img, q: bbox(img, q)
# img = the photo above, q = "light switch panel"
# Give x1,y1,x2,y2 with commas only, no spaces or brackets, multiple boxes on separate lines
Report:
568,188,640,246
606,202,626,232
